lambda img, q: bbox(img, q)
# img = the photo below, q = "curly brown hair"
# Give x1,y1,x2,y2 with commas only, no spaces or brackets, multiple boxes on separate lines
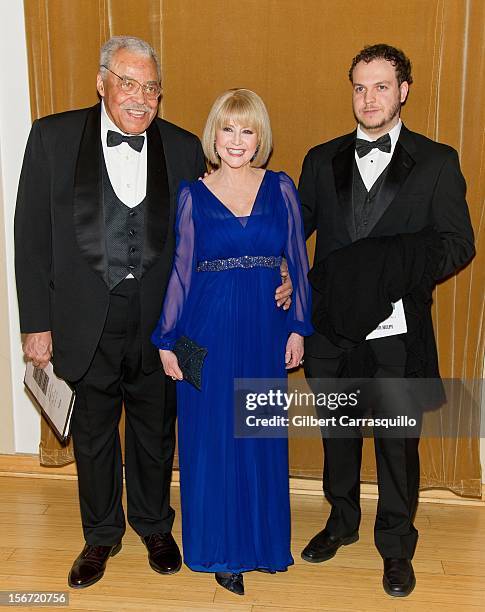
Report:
349,44,413,86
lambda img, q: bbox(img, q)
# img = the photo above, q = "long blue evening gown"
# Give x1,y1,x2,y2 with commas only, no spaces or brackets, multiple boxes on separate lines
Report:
151,170,312,573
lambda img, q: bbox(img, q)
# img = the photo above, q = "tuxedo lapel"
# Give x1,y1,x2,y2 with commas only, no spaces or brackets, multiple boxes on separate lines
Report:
332,132,357,241
142,120,171,275
73,104,108,285
366,126,416,236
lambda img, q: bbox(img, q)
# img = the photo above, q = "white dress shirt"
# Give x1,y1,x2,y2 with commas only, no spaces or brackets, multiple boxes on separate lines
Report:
355,119,402,191
355,119,407,336
100,101,147,208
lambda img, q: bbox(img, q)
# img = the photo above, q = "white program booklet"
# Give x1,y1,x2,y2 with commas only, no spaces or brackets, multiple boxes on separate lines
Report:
366,298,407,340
24,361,75,442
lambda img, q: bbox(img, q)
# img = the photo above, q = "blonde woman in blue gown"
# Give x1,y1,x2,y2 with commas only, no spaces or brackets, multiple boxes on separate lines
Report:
152,89,312,595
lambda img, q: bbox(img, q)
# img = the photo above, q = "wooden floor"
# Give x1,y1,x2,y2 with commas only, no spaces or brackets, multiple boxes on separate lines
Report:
0,476,484,611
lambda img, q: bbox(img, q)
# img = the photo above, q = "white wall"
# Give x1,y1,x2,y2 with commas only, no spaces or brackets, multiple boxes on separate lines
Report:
0,149,15,454
0,0,40,453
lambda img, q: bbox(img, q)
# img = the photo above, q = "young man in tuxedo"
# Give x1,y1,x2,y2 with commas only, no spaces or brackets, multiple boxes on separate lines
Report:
298,44,474,597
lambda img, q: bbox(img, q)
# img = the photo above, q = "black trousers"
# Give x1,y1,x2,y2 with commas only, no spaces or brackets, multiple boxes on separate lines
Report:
70,279,176,545
305,336,420,559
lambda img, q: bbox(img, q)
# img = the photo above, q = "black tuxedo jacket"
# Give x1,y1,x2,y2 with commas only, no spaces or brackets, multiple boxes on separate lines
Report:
15,104,206,381
299,125,475,358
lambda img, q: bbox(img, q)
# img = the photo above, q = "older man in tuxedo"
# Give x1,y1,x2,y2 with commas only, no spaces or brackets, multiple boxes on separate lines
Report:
16,35,291,589
298,44,474,596
15,35,206,588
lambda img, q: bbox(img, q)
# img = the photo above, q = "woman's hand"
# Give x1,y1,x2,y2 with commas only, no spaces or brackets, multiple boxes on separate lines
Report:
159,349,183,381
285,333,304,369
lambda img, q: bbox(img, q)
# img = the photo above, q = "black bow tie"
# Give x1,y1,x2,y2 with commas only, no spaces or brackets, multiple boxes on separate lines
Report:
355,133,392,158
107,130,145,153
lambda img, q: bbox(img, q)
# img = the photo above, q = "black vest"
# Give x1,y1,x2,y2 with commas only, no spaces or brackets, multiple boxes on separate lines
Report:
102,158,145,290
352,160,390,240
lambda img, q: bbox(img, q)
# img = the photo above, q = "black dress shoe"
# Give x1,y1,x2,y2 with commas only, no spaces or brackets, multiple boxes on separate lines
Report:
215,572,244,596
383,558,416,597
68,542,121,588
142,532,182,574
256,568,276,574
301,528,359,562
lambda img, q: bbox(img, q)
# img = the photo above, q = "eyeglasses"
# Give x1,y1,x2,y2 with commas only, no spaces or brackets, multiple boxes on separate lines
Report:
101,65,161,100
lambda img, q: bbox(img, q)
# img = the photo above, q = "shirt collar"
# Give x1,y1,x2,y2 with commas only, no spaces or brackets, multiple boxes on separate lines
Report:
356,118,402,148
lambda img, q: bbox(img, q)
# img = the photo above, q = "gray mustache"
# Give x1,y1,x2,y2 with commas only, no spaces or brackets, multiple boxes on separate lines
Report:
120,103,151,113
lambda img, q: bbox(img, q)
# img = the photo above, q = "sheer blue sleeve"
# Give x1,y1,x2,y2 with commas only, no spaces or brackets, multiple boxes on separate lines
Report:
279,173,314,336
151,184,195,350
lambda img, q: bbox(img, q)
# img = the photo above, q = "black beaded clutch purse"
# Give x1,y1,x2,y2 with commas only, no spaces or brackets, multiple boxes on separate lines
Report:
172,336,208,390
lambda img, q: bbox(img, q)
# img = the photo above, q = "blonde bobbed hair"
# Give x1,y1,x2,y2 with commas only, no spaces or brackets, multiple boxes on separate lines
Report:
202,88,272,167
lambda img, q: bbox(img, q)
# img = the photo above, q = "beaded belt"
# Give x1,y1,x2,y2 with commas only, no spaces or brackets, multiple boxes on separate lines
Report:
197,255,282,272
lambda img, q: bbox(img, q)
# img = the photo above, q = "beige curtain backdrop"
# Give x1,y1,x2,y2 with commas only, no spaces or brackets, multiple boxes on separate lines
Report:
24,0,484,496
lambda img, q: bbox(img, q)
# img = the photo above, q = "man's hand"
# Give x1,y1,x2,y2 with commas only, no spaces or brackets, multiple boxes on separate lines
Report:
22,331,52,369
275,259,293,310
198,169,215,180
